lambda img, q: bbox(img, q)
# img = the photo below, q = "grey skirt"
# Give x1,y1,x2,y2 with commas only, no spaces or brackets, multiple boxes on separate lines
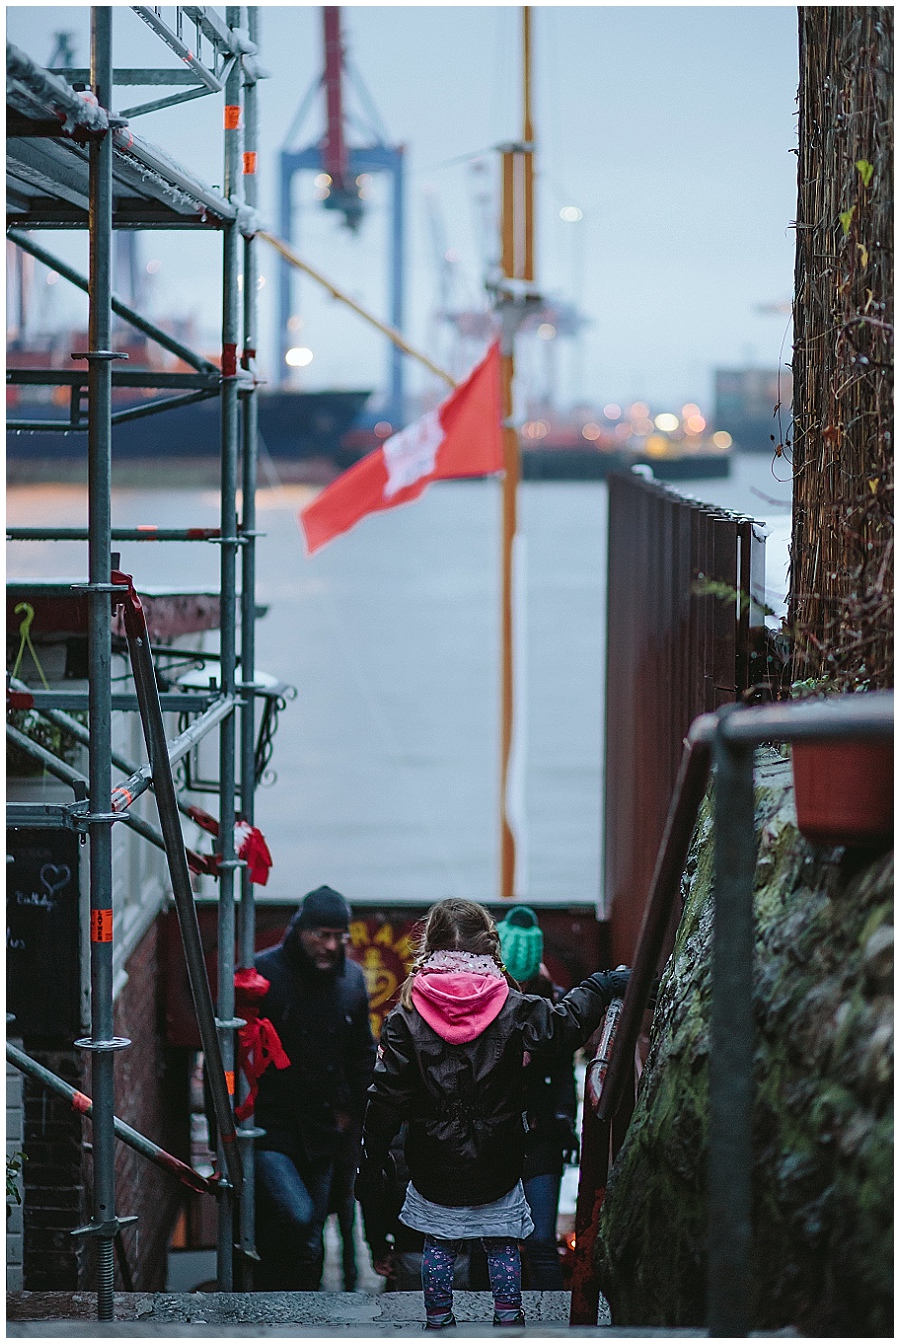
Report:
399,1180,535,1240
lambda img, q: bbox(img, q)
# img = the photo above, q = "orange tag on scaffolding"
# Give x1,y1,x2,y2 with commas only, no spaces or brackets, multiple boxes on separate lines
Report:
90,909,113,943
224,105,241,130
225,1070,235,1096
243,151,257,175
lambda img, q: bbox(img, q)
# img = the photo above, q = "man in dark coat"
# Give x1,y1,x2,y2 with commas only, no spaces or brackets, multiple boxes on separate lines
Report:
253,885,375,1290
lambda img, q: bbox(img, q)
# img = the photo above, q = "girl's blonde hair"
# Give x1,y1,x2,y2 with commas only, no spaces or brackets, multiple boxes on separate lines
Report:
399,897,516,1008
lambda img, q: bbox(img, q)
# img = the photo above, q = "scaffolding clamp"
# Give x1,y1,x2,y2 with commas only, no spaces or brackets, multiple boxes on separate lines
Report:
70,350,129,362
207,533,249,547
74,1036,131,1053
73,811,127,833
71,1214,137,1241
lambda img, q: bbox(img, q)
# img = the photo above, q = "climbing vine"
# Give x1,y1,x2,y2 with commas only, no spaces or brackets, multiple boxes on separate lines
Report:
790,7,893,691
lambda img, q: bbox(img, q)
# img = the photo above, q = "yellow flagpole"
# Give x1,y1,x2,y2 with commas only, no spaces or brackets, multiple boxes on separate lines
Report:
500,6,534,899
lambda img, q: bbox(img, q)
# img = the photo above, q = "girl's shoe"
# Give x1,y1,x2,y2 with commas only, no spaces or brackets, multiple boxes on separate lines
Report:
424,1314,456,1331
492,1310,525,1327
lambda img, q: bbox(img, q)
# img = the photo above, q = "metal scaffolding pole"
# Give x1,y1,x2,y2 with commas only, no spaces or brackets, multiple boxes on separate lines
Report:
215,4,245,1290
78,7,125,1321
8,6,273,1304
237,2,261,1281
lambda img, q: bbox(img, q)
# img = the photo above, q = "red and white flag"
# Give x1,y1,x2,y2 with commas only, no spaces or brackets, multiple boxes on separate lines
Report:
299,342,503,555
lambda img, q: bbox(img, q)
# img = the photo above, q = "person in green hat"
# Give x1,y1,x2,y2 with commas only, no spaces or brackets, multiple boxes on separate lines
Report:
496,906,580,1291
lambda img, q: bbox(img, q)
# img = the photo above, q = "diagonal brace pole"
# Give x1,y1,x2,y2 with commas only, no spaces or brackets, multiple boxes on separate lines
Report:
7,1042,216,1198
7,230,218,374
5,721,210,876
111,568,242,1193
8,676,237,819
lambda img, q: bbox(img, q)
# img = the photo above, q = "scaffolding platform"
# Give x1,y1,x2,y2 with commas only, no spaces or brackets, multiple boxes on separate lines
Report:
6,42,257,232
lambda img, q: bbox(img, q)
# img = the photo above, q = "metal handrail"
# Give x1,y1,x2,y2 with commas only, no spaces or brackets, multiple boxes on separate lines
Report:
597,712,716,1124
571,690,893,1333
706,691,892,1337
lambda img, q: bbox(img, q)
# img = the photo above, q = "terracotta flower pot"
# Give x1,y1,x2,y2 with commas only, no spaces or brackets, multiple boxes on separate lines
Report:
791,739,894,847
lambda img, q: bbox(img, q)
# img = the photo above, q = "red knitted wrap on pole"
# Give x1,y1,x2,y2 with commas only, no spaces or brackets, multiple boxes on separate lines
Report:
233,968,290,1121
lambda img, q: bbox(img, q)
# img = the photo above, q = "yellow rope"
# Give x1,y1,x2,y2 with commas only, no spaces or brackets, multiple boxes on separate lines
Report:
258,231,458,391
11,602,50,690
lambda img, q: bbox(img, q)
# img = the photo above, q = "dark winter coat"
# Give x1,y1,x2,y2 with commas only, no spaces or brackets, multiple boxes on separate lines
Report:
521,980,578,1180
360,971,616,1207
254,918,376,1164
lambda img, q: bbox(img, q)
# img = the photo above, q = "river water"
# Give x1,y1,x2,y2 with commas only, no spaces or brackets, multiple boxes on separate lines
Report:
7,454,791,908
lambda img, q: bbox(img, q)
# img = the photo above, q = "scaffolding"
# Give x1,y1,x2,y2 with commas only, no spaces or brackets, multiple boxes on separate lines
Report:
6,6,266,1313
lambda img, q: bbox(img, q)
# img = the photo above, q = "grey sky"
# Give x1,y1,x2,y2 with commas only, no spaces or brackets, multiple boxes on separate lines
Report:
7,4,799,414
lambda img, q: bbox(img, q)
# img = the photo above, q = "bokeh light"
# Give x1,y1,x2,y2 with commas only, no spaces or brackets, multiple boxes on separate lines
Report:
645,435,670,457
285,347,314,368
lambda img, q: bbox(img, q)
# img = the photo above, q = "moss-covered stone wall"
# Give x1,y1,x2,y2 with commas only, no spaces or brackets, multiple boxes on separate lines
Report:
595,750,893,1336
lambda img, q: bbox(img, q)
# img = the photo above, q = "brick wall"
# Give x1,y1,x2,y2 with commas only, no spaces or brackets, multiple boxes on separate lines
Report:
20,1046,89,1291
109,915,190,1290
6,1044,25,1290
20,914,190,1292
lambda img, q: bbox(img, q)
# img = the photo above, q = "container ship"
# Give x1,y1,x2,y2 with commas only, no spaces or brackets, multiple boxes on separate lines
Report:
6,332,371,479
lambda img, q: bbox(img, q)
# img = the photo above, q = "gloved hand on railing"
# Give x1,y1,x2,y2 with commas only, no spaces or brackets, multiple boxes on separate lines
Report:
605,967,631,1000
588,967,631,1003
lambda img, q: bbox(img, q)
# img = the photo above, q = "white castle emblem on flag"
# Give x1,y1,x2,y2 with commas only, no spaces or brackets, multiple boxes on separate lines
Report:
382,410,444,499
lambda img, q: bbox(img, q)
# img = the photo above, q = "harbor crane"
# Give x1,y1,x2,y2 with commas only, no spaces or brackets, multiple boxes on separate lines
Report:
278,7,406,424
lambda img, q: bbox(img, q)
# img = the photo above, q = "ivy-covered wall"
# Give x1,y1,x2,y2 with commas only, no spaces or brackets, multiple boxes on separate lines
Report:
595,751,893,1336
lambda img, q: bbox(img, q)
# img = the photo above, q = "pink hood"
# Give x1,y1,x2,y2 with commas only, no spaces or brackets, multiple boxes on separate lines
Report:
412,969,509,1043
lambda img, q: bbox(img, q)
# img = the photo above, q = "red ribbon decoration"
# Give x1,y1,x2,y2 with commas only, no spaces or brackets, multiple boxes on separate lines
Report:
233,968,291,1121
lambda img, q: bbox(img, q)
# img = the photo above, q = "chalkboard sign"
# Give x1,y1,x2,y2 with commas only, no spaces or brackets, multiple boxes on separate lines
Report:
7,828,82,1037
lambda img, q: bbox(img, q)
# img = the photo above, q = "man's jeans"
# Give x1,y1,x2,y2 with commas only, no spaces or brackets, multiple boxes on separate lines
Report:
254,1149,333,1290
522,1172,564,1289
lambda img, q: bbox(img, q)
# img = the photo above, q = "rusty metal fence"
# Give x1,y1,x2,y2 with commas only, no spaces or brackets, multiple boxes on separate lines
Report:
603,470,764,967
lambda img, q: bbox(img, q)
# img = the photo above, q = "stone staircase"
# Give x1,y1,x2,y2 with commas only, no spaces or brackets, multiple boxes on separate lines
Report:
6,1290,712,1336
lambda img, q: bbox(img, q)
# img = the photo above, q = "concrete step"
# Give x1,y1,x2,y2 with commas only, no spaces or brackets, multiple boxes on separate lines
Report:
6,1290,713,1337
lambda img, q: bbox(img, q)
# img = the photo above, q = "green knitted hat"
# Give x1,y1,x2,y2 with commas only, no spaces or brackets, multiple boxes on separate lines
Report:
497,906,543,983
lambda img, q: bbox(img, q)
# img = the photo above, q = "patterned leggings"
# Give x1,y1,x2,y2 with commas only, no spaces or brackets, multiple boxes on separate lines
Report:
422,1235,522,1325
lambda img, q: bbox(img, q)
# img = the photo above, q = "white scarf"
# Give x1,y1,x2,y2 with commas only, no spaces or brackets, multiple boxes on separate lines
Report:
422,949,505,979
